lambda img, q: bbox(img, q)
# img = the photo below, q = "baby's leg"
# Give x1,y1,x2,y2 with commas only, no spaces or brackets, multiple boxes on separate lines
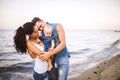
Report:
47,58,53,71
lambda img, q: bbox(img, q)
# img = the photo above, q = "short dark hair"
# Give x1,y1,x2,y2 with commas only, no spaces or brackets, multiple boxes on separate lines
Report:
31,17,42,23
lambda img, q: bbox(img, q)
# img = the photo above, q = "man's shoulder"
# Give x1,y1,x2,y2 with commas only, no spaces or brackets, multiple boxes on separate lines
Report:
47,22,60,27
47,22,56,25
47,22,63,32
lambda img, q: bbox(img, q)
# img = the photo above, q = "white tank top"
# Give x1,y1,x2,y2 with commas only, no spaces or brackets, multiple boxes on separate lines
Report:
32,42,48,74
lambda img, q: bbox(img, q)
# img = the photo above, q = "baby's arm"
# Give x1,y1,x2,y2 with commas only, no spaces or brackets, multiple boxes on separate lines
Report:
48,39,55,51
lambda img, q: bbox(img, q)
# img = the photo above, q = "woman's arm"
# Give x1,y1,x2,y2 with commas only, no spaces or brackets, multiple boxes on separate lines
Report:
27,40,44,56
28,50,36,59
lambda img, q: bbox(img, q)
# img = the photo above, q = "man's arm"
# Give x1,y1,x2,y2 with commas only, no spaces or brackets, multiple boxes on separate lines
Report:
39,23,66,60
51,23,66,55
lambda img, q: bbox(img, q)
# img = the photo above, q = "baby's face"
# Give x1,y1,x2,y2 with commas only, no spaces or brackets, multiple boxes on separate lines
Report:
44,31,52,38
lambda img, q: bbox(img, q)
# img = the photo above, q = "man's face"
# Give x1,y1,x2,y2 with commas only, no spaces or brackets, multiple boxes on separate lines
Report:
36,21,45,31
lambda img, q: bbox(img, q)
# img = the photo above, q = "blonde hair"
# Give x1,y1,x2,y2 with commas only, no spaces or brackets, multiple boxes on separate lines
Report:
44,25,52,33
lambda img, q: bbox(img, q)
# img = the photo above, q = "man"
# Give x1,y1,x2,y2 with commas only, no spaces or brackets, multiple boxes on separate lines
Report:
32,17,70,80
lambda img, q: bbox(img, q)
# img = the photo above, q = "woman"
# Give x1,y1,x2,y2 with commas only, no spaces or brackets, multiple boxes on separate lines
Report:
13,22,50,80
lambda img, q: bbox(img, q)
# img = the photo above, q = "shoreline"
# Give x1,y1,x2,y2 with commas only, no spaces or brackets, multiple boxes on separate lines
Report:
0,53,120,80
68,53,120,80
68,40,120,78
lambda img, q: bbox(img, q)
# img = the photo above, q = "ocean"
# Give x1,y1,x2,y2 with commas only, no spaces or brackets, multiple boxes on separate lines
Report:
1,29,120,53
0,29,120,79
0,30,120,64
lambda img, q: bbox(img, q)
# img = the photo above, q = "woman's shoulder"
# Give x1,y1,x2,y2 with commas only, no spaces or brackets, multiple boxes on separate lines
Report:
27,40,44,46
26,40,32,46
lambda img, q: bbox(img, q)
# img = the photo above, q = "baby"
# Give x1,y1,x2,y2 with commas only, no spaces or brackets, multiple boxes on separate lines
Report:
43,25,55,51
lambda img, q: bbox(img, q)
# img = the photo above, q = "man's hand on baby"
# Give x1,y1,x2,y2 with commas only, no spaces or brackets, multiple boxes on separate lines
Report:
39,52,52,61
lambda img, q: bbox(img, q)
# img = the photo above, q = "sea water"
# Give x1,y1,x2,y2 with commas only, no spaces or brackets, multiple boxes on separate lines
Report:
0,29,120,67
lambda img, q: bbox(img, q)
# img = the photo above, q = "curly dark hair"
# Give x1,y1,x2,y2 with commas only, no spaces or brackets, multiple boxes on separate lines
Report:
13,22,35,53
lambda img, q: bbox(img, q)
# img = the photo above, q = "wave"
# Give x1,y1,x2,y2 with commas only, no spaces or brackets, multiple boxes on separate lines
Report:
111,39,120,47
0,62,34,73
90,39,120,61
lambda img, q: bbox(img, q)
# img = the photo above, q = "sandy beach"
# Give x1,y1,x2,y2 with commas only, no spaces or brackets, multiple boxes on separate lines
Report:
69,53,120,80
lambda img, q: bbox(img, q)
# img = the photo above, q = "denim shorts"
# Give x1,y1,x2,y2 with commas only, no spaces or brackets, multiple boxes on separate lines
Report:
33,71,49,80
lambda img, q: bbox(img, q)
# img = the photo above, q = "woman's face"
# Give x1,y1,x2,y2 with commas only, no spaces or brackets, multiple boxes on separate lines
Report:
29,25,39,39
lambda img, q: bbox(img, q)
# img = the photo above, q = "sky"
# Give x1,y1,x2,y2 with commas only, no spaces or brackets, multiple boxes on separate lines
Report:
0,0,120,30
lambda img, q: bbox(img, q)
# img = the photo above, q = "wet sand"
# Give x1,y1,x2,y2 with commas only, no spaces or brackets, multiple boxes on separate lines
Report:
69,53,120,80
